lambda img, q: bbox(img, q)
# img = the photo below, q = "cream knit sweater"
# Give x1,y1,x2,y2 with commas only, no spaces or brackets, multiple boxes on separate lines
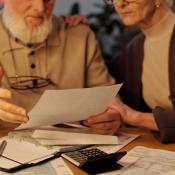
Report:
142,10,175,110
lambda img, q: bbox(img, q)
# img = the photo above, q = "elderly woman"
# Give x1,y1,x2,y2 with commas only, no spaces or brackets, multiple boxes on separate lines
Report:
71,0,175,143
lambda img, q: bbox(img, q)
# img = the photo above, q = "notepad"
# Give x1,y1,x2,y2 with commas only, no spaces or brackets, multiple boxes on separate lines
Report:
0,137,57,172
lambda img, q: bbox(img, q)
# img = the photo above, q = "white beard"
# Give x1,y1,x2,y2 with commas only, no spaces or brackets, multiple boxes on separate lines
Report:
2,10,53,45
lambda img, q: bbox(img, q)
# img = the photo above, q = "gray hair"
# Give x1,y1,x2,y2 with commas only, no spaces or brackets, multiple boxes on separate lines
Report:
165,0,174,7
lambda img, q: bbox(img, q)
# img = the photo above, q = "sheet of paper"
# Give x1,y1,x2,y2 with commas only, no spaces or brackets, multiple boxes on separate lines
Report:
118,146,175,175
96,132,139,154
0,158,73,175
0,157,20,169
160,171,175,175
50,158,74,175
32,129,118,145
17,84,122,130
121,146,175,175
98,146,175,175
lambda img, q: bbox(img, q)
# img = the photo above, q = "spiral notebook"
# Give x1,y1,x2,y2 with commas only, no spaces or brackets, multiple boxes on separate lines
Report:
0,137,59,172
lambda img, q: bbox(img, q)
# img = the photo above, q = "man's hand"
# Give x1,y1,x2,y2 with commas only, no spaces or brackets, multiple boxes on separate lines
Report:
0,88,28,123
63,15,88,27
83,108,121,135
0,66,28,124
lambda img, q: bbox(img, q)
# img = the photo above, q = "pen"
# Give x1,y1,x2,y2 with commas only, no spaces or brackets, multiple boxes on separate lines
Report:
0,140,7,156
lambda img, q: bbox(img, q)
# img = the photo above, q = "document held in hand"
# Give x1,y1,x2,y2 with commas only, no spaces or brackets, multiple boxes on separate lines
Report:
17,84,122,130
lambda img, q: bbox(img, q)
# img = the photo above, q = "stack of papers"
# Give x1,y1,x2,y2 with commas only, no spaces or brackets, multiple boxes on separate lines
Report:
32,129,119,145
8,125,139,153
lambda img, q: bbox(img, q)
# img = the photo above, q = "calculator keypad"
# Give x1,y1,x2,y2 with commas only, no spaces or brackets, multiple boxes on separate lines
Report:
80,148,107,159
62,148,107,167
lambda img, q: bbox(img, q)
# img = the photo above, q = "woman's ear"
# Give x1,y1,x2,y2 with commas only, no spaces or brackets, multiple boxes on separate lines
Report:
155,0,161,8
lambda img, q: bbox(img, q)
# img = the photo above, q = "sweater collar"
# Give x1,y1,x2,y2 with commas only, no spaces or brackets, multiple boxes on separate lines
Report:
142,10,175,39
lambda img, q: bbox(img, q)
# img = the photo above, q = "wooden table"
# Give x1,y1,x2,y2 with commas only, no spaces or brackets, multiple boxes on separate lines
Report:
1,127,175,175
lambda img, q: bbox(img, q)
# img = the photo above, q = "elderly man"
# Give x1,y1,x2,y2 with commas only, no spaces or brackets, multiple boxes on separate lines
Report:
0,0,121,134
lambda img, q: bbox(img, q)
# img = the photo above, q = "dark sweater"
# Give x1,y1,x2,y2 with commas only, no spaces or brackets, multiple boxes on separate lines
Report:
114,28,175,143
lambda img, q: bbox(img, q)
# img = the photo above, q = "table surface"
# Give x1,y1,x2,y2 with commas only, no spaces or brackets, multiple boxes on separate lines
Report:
1,127,175,175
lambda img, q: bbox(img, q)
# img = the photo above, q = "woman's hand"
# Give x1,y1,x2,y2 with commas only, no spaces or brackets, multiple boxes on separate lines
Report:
109,97,137,125
109,97,159,131
62,15,88,27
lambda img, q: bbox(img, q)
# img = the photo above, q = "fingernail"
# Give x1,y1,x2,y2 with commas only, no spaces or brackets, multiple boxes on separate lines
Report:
23,117,29,122
87,119,92,124
18,109,26,115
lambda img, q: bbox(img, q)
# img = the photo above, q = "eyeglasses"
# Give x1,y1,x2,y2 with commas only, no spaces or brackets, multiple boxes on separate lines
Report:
8,76,53,90
104,0,133,5
104,0,120,5
7,33,55,90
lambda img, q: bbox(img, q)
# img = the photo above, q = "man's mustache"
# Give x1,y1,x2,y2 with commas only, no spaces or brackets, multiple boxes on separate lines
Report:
25,13,46,18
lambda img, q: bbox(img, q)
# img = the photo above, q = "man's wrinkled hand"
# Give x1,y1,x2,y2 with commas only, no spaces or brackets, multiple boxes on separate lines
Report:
83,108,121,135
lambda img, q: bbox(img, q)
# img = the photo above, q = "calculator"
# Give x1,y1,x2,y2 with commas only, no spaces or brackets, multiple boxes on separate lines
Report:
62,148,107,166
61,148,126,174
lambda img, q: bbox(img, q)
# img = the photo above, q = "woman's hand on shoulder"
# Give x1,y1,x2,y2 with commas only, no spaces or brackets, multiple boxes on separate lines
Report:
62,15,88,27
